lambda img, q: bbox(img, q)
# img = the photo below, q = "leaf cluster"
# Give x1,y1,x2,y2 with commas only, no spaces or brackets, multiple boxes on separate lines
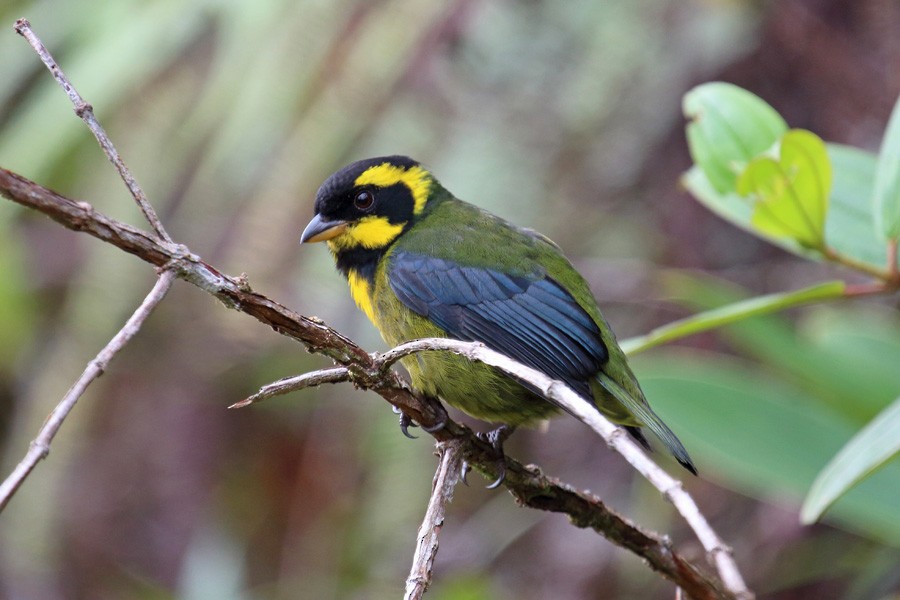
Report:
677,82,900,531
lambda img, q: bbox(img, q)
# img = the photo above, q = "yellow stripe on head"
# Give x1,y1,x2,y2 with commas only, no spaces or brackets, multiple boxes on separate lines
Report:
354,163,432,215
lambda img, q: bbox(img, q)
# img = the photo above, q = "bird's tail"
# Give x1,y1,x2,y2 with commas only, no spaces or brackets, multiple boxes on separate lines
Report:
595,371,697,475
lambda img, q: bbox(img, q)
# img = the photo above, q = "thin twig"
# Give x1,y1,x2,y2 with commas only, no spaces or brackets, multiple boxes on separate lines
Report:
0,168,742,599
405,440,464,600
228,367,349,408
376,338,754,600
0,269,176,512
13,19,172,242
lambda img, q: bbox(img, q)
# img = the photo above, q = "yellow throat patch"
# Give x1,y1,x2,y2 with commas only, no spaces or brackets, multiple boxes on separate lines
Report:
354,163,432,215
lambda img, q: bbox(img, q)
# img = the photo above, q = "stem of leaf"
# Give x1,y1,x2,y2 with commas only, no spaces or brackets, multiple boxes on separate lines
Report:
622,281,846,355
623,275,898,356
822,246,899,282
843,282,892,297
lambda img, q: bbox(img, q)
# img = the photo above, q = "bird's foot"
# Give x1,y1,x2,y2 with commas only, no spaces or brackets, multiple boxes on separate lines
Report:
461,424,516,489
397,410,418,439
394,406,448,439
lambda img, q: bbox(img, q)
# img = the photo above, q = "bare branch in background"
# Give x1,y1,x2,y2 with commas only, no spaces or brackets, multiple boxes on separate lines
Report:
0,20,180,513
13,19,172,242
0,165,446,430
405,440,464,600
0,269,176,512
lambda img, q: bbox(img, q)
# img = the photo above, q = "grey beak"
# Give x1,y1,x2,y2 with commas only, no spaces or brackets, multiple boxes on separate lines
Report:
300,214,349,243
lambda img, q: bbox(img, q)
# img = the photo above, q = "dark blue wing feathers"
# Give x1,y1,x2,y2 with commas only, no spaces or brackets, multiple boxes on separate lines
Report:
388,250,607,398
473,300,584,374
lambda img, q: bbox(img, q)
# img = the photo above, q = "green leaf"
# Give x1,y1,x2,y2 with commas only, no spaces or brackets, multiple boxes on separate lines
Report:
683,82,788,194
681,165,810,257
683,144,886,268
801,397,900,524
737,129,831,249
826,144,887,268
873,95,900,241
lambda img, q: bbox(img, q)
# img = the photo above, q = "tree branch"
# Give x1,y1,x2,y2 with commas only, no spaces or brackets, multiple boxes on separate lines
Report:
0,167,746,599
379,338,751,600
405,440,464,600
241,354,752,600
0,269,175,512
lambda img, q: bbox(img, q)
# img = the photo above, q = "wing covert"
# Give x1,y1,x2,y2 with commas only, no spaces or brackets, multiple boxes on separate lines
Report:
388,250,608,397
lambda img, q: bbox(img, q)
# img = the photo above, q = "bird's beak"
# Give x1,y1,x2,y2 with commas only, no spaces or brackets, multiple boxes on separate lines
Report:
300,214,349,243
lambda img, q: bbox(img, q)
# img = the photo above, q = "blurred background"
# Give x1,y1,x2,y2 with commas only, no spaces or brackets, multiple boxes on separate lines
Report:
0,0,899,598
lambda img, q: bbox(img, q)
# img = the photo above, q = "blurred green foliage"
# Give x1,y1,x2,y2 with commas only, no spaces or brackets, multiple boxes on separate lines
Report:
684,85,892,269
683,82,788,195
1,1,899,599
641,275,900,543
679,81,900,535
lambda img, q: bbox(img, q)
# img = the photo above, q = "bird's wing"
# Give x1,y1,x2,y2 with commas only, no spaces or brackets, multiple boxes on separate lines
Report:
388,250,608,398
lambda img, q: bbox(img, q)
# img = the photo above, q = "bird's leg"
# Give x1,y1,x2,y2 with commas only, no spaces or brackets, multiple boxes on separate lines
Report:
393,402,448,440
420,415,448,433
461,424,516,489
481,424,515,489
395,408,418,439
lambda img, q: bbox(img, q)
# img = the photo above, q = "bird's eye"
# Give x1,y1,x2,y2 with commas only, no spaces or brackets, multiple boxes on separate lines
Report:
354,190,375,210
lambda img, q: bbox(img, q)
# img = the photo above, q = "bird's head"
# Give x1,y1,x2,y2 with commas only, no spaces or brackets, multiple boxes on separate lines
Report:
301,156,435,255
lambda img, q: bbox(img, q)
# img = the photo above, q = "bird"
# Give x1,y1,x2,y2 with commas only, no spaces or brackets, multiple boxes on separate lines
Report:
301,155,695,479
